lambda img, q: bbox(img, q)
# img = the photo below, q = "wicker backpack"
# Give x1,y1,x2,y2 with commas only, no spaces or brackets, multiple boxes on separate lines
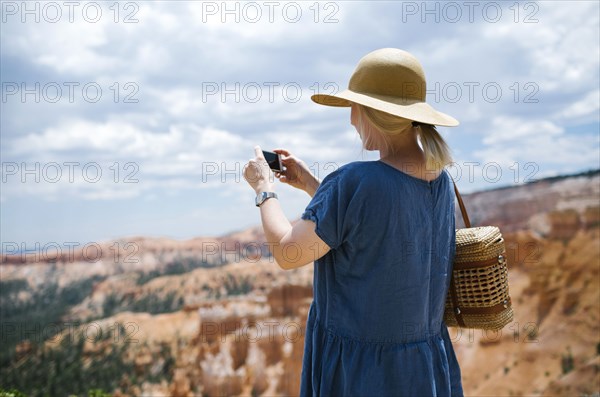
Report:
443,179,514,330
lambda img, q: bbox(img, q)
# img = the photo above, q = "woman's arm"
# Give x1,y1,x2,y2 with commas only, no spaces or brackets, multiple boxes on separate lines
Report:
244,146,330,270
259,195,330,270
304,174,321,197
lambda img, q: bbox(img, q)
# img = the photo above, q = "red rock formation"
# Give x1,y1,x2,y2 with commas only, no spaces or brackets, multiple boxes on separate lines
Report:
266,284,313,317
3,169,599,396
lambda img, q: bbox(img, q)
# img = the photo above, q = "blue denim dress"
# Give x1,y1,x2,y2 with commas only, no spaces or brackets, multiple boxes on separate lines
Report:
299,160,464,397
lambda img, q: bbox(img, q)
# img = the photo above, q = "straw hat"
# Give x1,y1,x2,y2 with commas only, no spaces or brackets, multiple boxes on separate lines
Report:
311,48,459,127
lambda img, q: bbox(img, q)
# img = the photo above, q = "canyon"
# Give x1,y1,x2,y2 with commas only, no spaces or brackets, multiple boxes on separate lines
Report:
1,169,598,396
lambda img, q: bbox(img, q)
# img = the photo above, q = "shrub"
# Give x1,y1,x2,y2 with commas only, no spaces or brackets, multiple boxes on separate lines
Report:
561,347,574,374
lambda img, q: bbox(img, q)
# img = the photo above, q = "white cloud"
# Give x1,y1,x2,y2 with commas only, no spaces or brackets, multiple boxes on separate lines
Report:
482,116,563,145
474,115,599,169
4,119,257,200
2,1,599,243
555,89,600,121
481,1,599,92
11,119,246,160
3,13,115,75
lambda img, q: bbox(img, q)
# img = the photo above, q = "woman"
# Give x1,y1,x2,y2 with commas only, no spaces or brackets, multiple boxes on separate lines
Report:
244,48,464,396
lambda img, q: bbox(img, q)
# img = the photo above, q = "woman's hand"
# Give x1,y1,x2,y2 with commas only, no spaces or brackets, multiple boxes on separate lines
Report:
244,146,275,194
272,148,320,197
242,147,329,270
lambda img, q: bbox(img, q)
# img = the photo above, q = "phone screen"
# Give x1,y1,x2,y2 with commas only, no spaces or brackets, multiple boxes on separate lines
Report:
262,150,282,172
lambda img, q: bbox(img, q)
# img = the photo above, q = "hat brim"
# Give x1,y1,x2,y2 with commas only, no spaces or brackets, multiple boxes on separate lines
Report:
311,90,459,127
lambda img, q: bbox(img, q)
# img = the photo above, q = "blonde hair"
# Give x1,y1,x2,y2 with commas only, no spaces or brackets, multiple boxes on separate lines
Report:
355,104,454,172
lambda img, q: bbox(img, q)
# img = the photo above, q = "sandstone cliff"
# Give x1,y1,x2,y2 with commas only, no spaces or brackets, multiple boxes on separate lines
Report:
1,169,598,396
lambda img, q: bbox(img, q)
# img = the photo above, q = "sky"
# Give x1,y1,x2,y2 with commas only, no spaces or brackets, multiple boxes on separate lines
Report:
1,0,599,249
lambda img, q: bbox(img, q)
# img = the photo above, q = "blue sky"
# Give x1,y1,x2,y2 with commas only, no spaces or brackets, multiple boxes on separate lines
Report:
1,1,599,248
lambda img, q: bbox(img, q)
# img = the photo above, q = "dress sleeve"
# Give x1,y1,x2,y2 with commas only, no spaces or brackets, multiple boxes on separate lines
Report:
300,168,357,250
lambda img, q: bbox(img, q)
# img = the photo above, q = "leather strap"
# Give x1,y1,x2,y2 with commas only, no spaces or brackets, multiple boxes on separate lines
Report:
454,253,505,270
456,296,512,315
451,177,471,228
449,175,468,326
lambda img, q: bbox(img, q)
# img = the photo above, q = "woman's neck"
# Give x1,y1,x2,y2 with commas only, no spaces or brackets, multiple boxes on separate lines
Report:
379,146,441,180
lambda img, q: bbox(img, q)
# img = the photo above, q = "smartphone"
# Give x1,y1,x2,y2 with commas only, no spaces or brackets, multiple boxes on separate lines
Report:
262,150,283,172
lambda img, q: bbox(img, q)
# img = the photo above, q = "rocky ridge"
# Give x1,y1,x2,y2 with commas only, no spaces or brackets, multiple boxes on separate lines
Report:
1,169,598,396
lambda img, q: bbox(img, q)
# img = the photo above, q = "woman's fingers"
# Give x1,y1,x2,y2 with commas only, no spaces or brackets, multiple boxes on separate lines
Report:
268,151,304,186
280,155,297,164
254,145,264,160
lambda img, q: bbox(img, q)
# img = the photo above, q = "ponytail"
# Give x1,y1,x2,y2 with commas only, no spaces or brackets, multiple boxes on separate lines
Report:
414,122,454,172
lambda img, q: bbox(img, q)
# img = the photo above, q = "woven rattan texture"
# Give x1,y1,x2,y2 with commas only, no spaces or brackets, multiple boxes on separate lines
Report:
444,226,514,330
